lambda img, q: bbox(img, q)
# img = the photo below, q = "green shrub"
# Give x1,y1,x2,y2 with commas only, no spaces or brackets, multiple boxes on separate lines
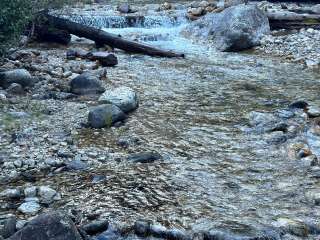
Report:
0,0,80,57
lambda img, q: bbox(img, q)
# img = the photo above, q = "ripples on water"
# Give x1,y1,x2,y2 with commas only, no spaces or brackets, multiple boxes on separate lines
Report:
61,6,320,236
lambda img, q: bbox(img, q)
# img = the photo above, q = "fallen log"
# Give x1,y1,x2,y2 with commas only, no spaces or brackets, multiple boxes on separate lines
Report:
266,11,320,30
45,14,184,58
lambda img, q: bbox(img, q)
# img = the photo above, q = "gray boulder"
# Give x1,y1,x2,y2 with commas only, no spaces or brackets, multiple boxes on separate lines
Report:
8,211,82,240
70,72,105,95
98,87,139,113
0,69,33,88
184,4,270,51
88,104,127,128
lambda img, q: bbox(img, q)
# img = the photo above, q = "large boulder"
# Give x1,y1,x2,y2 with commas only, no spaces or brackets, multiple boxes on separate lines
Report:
8,211,82,240
70,72,105,95
184,4,270,51
98,87,139,113
0,69,33,88
88,104,127,128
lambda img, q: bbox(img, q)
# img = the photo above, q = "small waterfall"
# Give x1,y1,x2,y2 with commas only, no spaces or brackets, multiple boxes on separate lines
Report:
67,14,188,29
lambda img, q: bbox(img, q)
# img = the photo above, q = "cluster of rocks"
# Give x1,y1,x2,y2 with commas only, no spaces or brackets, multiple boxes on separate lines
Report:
257,28,320,68
0,186,60,215
2,209,320,240
246,100,320,205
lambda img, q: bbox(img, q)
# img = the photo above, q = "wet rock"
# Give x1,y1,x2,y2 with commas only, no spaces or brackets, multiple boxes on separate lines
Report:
17,201,41,215
117,3,131,13
66,160,88,171
0,69,33,88
15,220,28,231
150,224,167,238
95,225,120,240
38,186,59,204
275,218,312,237
66,48,89,60
223,0,248,8
265,131,287,145
70,72,105,95
305,190,320,205
8,111,30,119
248,111,277,127
91,175,107,183
307,106,320,118
6,83,24,95
301,155,318,167
0,93,6,102
289,100,308,109
204,230,236,240
0,189,21,199
117,136,140,148
82,219,109,235
98,87,139,113
1,216,16,238
24,186,37,198
166,229,189,240
185,5,270,51
162,2,172,10
88,104,127,128
88,52,118,67
127,152,162,163
8,211,82,240
134,220,151,236
188,7,205,18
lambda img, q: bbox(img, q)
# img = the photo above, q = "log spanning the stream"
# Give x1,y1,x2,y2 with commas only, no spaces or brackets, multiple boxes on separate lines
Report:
267,11,320,30
45,14,185,58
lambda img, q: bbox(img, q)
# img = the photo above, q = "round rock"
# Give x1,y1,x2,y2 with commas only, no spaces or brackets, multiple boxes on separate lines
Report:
70,72,105,95
88,104,127,128
98,87,139,113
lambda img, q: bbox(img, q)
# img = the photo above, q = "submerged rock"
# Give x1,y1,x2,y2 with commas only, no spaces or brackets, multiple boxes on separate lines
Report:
70,72,105,95
82,220,109,235
127,152,162,163
88,104,127,128
0,69,33,89
8,211,82,240
98,87,139,113
185,4,270,51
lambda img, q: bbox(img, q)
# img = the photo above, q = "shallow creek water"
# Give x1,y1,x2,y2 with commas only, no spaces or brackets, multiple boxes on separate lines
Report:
45,3,320,237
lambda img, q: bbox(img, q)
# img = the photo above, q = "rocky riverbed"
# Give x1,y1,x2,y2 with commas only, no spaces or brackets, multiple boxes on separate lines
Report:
1,1,320,240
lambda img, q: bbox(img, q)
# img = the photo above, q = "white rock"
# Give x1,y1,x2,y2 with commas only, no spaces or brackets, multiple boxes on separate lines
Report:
98,86,139,113
18,201,41,215
38,186,57,204
307,106,320,118
24,186,37,198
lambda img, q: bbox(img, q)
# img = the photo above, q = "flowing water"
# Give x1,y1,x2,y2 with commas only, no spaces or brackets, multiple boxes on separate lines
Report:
55,4,320,238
